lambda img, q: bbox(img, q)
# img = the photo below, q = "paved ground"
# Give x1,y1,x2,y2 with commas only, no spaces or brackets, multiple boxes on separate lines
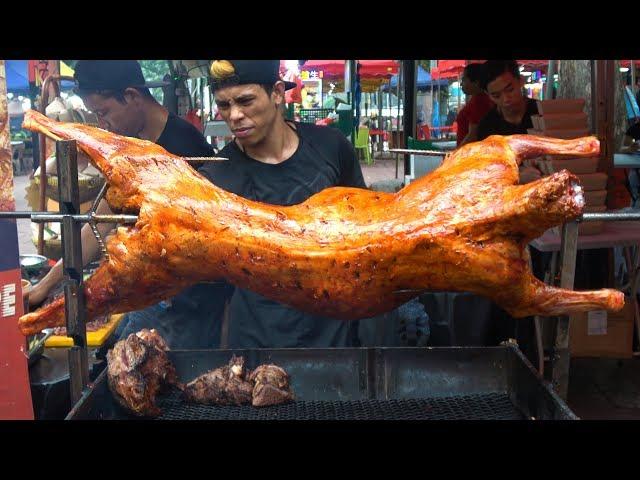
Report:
12,172,36,256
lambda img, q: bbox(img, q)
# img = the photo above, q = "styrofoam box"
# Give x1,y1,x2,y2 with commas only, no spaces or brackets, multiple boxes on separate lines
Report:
539,112,588,130
547,157,599,174
577,172,608,191
536,99,586,114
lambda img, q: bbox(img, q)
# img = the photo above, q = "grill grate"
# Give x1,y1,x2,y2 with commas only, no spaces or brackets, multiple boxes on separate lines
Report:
152,391,524,420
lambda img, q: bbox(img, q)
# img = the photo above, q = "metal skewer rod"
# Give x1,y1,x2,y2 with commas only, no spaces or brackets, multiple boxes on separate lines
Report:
0,211,138,223
87,182,110,258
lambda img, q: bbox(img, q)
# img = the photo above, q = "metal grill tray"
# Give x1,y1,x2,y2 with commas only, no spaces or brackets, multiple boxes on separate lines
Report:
67,346,577,420
155,392,524,420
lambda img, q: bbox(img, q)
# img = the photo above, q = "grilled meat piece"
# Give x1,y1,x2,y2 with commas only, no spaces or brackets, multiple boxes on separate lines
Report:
249,364,295,407
182,355,253,406
19,110,624,336
183,357,294,407
106,329,179,417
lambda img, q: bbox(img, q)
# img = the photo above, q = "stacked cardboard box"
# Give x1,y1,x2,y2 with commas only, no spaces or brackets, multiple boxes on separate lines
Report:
569,295,634,358
529,99,607,235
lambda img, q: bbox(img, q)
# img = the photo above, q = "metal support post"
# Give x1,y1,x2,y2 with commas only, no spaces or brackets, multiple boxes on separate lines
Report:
551,221,579,400
56,140,89,405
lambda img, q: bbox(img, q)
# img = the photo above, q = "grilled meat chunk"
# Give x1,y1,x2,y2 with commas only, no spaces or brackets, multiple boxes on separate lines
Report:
182,355,253,406
183,357,294,407
106,329,179,417
249,364,295,407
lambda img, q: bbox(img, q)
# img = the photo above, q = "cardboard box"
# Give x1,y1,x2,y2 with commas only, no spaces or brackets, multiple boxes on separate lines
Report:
569,296,634,358
536,99,585,114
576,172,608,191
584,189,607,206
538,112,588,130
577,222,604,235
545,156,599,174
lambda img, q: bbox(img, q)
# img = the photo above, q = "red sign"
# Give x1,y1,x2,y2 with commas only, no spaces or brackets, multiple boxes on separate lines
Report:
27,60,59,86
0,61,34,420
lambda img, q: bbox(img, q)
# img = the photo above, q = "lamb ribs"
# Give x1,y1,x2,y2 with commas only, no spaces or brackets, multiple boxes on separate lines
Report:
18,110,624,336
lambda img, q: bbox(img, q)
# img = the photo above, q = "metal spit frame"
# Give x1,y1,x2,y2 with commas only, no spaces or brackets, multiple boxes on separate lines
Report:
2,138,640,404
551,211,640,399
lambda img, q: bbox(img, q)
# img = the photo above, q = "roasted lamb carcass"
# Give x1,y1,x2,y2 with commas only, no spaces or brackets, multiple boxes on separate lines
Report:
183,356,294,407
106,329,179,417
18,110,624,336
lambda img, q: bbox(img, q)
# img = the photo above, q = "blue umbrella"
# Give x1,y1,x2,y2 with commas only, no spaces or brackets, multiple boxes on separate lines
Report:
383,65,449,91
5,60,76,94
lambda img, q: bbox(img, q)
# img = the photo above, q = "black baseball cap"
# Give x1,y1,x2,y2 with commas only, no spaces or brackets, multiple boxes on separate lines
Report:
210,60,297,91
74,60,170,93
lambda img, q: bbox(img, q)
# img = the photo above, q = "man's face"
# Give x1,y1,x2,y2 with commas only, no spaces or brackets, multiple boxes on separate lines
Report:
81,91,144,137
486,72,525,114
461,73,474,95
214,83,284,148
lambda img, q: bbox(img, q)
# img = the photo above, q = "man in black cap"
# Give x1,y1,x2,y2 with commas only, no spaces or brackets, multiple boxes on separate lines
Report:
29,60,232,349
198,60,431,349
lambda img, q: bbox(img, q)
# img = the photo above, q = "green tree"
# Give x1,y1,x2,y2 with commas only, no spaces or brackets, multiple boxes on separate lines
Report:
139,60,171,103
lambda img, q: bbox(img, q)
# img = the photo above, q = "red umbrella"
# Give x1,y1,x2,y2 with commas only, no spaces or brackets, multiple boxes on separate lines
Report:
300,60,399,79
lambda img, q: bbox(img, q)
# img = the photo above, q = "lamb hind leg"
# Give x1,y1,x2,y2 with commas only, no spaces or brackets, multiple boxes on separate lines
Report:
498,275,625,318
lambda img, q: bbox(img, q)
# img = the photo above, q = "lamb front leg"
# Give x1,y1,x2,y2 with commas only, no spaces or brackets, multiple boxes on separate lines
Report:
18,227,186,335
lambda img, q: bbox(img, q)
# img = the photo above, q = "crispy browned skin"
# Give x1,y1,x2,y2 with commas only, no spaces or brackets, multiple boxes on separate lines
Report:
18,110,624,335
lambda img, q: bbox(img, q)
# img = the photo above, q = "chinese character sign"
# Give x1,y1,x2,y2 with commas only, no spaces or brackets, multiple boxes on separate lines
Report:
28,60,59,87
0,60,34,419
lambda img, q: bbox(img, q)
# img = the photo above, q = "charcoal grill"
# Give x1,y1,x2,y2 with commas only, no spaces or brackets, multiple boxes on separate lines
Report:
67,345,577,420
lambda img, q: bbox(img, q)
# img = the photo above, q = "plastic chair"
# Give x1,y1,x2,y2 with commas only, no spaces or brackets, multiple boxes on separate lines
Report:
355,127,372,164
417,124,431,140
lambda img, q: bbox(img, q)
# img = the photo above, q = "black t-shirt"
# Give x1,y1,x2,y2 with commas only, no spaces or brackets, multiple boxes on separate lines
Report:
155,113,233,316
477,98,539,140
627,121,640,141
157,113,216,157
199,122,366,348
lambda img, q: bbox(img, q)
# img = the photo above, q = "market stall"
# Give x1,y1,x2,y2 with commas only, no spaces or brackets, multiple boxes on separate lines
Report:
3,59,638,421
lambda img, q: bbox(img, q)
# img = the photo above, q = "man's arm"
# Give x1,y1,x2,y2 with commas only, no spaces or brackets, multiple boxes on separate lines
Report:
458,123,480,147
28,198,116,306
337,133,367,188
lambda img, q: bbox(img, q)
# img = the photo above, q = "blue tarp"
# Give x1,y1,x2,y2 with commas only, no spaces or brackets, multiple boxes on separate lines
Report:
5,60,75,94
383,65,450,91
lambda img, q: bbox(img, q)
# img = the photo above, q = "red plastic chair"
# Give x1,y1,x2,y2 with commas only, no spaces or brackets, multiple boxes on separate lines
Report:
417,124,431,140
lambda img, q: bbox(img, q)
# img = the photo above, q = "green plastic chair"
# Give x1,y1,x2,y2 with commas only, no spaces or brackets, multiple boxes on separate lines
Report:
355,127,372,164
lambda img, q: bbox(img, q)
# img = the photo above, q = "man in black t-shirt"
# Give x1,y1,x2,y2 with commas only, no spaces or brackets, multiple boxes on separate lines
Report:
199,60,365,348
477,60,542,185
29,61,231,349
199,60,429,348
476,60,547,363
